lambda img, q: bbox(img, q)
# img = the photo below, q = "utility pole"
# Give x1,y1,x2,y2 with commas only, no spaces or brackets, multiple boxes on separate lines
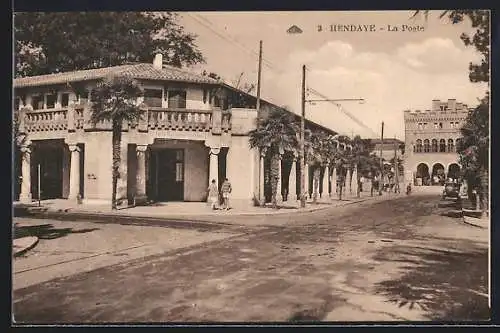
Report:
393,136,399,193
379,121,384,194
256,40,263,113
300,65,306,208
256,40,263,203
299,68,365,207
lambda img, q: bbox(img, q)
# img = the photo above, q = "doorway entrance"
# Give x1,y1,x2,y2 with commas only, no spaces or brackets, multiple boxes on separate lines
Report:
31,141,64,199
149,149,184,201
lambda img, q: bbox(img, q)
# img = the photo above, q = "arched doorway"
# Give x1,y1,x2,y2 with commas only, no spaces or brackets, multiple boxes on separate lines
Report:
431,163,445,185
447,163,460,181
416,163,429,186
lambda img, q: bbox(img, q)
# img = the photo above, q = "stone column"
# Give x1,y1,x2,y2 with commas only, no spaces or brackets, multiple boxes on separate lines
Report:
68,144,81,200
276,155,283,203
19,145,32,203
135,145,148,205
304,163,310,199
259,149,266,203
209,147,220,188
322,164,330,199
289,158,297,201
331,167,337,197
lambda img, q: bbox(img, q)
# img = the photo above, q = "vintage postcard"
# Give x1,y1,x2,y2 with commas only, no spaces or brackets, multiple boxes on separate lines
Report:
12,10,490,323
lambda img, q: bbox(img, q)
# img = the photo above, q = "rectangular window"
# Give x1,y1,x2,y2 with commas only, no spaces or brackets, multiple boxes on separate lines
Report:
434,123,438,129
423,123,427,129
46,93,57,109
143,89,163,107
61,93,70,107
32,95,44,110
439,122,443,129
168,90,187,109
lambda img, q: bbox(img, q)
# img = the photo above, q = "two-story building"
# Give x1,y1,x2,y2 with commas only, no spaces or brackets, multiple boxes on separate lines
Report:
13,54,341,207
403,99,470,186
370,138,404,161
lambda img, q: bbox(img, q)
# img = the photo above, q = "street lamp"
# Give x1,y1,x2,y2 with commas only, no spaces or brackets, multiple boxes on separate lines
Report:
299,64,365,208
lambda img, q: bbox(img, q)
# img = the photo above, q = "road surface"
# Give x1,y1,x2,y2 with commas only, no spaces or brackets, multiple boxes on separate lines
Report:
13,192,489,323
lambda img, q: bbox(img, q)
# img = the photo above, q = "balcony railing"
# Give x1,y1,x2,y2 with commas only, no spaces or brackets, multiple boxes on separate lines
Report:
147,108,213,131
24,108,68,132
20,106,232,135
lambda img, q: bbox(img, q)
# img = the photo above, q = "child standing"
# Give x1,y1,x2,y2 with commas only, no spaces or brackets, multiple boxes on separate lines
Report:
207,179,219,210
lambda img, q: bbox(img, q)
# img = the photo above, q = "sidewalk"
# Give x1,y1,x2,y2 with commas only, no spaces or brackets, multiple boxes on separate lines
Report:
14,192,386,221
13,236,39,257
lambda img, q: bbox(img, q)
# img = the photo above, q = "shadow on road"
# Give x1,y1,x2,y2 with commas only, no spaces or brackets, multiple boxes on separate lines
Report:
373,244,489,321
14,223,99,240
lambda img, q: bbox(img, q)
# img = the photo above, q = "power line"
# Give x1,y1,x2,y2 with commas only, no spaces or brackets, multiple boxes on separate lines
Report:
186,13,377,137
308,87,379,137
193,14,276,69
187,13,279,71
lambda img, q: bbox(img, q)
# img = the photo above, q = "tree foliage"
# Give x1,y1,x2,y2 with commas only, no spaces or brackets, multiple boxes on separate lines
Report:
14,12,205,77
456,96,489,182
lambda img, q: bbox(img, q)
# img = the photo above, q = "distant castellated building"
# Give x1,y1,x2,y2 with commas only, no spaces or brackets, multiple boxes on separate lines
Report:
403,99,471,186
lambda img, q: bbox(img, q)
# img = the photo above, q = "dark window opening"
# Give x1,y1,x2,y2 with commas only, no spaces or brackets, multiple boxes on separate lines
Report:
447,139,454,152
439,139,446,152
46,93,57,109
168,90,187,109
61,93,70,107
144,89,163,107
416,139,422,153
32,95,43,110
423,140,430,153
431,139,438,153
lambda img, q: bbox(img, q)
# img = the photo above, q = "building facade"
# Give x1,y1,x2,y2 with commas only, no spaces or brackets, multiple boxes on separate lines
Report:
403,99,470,186
370,138,404,162
13,55,340,206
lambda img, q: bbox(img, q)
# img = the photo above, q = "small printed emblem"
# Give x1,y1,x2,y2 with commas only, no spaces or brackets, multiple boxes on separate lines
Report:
287,25,303,34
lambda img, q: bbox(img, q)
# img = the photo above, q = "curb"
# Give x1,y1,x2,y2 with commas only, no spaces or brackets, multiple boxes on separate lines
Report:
13,236,39,257
14,197,377,222
462,214,488,229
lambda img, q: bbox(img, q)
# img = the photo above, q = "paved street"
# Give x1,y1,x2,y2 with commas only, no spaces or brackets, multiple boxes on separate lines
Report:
13,191,489,323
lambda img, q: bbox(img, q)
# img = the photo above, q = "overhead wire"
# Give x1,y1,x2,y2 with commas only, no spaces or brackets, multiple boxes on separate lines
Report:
185,12,379,137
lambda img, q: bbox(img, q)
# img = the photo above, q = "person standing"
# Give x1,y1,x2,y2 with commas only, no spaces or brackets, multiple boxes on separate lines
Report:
207,179,219,210
220,178,232,211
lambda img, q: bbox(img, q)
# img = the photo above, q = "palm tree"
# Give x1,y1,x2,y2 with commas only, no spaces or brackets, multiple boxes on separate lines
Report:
332,150,349,201
327,136,351,201
89,75,144,210
348,136,375,198
305,130,332,204
248,108,299,208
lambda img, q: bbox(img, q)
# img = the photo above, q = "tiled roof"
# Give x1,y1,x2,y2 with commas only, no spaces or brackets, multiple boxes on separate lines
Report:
13,63,219,88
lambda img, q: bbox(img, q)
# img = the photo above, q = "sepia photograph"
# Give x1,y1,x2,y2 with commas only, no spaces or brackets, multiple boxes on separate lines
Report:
12,9,490,323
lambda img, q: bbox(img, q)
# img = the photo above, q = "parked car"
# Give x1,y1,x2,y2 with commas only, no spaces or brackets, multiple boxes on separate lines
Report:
443,181,460,199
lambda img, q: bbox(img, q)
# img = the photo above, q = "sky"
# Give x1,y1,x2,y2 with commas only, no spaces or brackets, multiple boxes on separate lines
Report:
178,11,488,140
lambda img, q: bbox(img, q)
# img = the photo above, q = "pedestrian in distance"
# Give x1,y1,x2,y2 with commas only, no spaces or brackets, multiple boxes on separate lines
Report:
207,179,219,210
220,178,232,211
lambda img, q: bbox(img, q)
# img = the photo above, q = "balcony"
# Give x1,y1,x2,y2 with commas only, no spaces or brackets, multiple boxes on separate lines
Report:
19,105,232,137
